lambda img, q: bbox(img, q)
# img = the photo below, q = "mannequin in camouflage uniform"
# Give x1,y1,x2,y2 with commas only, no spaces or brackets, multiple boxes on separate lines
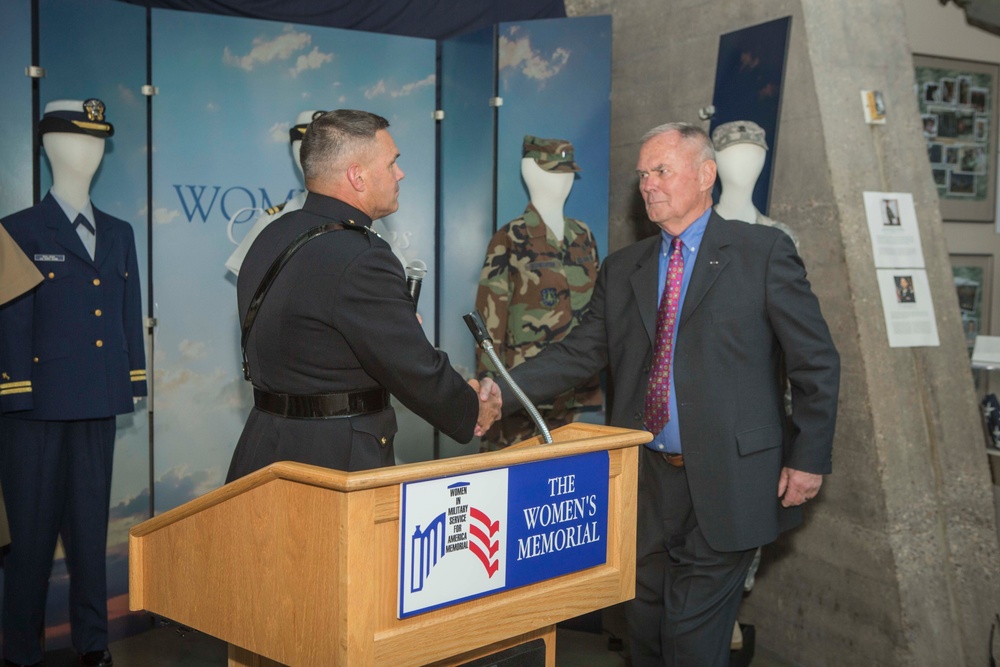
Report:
475,135,602,450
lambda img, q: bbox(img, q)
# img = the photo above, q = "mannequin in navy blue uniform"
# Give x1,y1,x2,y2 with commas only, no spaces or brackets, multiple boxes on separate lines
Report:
0,99,147,667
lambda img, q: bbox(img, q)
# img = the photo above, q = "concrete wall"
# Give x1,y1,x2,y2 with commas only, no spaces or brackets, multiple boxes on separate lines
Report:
565,0,1000,663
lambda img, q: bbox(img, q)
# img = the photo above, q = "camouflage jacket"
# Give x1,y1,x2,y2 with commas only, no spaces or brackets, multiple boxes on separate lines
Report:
475,204,602,409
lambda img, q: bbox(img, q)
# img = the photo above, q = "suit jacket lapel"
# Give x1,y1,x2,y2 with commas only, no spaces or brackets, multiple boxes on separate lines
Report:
629,236,661,346
679,212,730,331
42,193,93,265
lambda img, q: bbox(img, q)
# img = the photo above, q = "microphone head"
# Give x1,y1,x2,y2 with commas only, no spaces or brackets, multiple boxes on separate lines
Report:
463,310,493,347
405,259,427,281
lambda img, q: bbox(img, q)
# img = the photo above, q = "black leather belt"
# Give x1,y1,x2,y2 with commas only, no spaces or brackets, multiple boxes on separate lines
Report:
253,387,389,419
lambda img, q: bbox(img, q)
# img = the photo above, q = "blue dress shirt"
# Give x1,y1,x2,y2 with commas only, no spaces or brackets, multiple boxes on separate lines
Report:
647,207,711,454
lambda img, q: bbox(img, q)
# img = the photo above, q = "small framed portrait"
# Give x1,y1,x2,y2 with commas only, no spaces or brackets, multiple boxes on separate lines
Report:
935,109,958,138
959,145,986,174
927,142,943,164
881,197,901,225
958,75,972,106
932,168,948,186
894,275,916,303
975,116,989,142
923,81,941,103
945,145,960,164
949,171,976,196
942,77,957,104
956,110,976,138
970,86,989,113
922,113,938,138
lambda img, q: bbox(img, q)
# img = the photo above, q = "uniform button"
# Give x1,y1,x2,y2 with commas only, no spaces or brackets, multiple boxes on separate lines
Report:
48,272,55,279
380,436,388,446
33,357,39,363
93,278,101,286
94,309,102,317
641,365,650,373
96,340,104,348
633,412,642,421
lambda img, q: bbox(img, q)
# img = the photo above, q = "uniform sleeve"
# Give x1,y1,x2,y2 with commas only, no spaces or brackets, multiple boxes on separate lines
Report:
475,229,512,379
123,226,148,397
0,287,36,413
764,232,840,474
332,243,479,443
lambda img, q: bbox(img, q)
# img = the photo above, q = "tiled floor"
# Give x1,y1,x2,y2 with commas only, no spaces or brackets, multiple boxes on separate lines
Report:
35,605,797,666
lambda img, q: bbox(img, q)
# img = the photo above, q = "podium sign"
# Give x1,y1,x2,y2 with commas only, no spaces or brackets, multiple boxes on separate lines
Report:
399,451,609,618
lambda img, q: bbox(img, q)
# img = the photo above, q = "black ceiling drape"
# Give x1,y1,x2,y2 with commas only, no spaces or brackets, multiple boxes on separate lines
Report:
117,0,567,39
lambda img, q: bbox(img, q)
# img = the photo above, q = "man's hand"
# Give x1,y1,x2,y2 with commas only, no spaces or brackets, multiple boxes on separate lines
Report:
469,378,502,437
778,467,823,508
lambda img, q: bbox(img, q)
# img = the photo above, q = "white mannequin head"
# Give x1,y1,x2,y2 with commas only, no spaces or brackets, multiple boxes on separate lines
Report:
291,110,323,179
715,142,766,191
521,157,574,206
41,99,109,211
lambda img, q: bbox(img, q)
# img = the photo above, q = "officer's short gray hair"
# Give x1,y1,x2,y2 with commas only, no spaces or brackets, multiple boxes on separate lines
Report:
640,122,716,164
301,109,390,181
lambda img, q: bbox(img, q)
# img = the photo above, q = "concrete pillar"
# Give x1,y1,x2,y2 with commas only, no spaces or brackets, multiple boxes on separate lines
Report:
565,0,1000,663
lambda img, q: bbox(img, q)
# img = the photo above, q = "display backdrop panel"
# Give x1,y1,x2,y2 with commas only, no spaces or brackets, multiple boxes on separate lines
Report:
0,0,34,216
495,16,612,264
7,0,151,649
151,9,437,503
709,16,791,216
437,25,497,459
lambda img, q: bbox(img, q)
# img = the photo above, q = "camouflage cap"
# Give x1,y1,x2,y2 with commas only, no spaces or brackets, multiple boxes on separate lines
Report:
711,120,767,152
523,135,581,173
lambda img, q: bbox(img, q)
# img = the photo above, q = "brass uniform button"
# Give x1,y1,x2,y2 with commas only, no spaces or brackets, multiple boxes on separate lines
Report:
95,340,104,348
380,436,388,446
33,358,39,363
48,272,55,279
92,278,101,286
94,309,102,317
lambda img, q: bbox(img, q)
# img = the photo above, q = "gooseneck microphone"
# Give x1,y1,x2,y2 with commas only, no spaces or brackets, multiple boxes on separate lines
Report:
463,310,553,444
405,259,427,310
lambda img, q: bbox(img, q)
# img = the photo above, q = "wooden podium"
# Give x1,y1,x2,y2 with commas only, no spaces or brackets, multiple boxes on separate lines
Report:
129,423,650,666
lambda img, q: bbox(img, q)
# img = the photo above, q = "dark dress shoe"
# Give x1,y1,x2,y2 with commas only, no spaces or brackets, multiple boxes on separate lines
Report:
79,650,112,667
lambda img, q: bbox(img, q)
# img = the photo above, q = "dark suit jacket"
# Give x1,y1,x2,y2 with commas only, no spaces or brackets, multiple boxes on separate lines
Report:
502,212,840,552
228,192,478,478
0,193,147,420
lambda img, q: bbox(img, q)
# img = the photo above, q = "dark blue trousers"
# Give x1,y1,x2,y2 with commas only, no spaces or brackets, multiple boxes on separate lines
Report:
0,415,115,664
626,446,757,667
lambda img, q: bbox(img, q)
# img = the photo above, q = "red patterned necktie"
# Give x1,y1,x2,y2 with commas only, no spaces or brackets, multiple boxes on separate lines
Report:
644,236,684,434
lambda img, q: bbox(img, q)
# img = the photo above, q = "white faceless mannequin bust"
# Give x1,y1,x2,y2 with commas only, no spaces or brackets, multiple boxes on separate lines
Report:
714,142,765,225
521,157,574,240
42,100,106,212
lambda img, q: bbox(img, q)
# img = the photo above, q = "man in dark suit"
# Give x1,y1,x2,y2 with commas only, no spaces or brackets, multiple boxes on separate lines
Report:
0,99,147,667
482,122,840,665
227,109,500,480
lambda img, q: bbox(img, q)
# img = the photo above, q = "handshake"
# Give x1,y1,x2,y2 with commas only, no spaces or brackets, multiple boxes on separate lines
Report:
468,377,502,437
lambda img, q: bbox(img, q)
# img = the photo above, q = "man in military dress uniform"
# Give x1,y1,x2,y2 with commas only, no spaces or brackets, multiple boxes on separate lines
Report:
475,136,601,449
0,99,147,667
227,109,499,480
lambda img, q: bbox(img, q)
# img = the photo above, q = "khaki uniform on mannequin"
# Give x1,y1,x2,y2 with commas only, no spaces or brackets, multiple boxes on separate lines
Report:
0,99,148,667
476,136,601,450
225,110,321,276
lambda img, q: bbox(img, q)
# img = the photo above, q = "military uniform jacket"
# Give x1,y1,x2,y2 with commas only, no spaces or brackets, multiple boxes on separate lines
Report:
502,213,840,552
0,193,147,420
230,192,478,476
475,204,601,410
